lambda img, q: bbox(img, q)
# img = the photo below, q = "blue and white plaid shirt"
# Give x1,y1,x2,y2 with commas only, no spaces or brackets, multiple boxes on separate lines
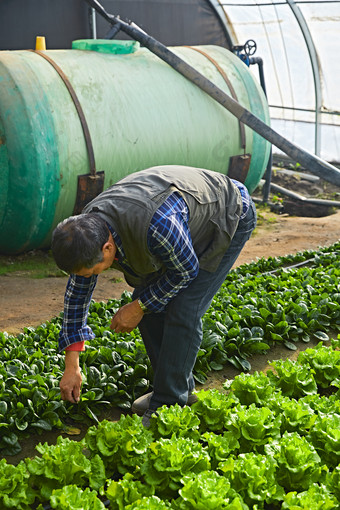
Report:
58,181,249,351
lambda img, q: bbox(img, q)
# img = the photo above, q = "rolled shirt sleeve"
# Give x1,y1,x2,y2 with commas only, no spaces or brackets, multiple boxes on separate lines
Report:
58,274,98,352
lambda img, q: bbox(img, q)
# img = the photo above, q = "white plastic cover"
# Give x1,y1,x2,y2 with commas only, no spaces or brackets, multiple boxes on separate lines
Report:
221,0,340,163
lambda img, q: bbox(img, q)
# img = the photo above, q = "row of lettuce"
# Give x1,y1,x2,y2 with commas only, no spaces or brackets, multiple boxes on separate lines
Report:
3,338,340,509
0,241,339,456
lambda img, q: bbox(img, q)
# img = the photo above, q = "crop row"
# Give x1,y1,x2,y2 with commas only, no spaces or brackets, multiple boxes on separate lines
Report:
0,241,339,455
2,338,340,509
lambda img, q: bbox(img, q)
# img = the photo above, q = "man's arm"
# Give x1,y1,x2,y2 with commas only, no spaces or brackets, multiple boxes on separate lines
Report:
58,274,98,351
59,274,98,402
60,351,82,403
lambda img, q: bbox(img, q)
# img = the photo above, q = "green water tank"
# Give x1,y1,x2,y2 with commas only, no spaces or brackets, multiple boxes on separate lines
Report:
0,40,270,254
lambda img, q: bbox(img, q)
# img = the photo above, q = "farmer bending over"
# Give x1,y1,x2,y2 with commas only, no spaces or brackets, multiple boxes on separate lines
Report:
51,165,256,427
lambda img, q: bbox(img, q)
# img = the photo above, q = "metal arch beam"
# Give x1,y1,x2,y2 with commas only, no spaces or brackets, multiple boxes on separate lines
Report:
287,0,322,157
204,0,237,49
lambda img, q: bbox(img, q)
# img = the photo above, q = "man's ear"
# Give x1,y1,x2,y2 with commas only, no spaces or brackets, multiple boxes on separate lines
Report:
102,238,117,258
102,240,114,252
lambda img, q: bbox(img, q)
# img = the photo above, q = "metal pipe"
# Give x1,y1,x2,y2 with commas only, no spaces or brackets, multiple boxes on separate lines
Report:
90,7,97,39
83,0,340,187
287,0,322,157
263,181,340,208
248,56,272,202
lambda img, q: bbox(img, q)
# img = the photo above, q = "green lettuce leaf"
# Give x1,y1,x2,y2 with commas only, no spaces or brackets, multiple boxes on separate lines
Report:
48,485,105,509
218,452,284,507
265,432,326,491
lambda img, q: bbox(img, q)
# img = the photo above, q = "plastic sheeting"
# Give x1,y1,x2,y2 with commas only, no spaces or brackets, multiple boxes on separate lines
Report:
220,0,340,163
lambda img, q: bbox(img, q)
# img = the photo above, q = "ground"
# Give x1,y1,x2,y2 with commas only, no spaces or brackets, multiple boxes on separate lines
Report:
1,169,340,462
1,204,339,336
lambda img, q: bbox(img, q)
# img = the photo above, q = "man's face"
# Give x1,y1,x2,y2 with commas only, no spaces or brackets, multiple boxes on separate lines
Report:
75,238,116,278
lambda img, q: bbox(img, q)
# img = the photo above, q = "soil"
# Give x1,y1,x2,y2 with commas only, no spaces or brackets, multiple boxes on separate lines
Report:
1,168,340,463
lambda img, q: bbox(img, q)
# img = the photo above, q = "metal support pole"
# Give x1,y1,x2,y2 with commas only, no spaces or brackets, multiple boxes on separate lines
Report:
91,7,97,39
287,0,322,157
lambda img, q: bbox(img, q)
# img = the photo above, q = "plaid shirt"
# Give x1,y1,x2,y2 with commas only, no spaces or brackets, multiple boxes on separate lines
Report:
58,182,249,351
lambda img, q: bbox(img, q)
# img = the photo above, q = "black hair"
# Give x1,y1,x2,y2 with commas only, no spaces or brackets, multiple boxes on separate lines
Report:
51,213,110,274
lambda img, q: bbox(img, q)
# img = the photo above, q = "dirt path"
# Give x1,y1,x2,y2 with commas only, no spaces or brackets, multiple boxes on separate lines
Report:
1,209,339,335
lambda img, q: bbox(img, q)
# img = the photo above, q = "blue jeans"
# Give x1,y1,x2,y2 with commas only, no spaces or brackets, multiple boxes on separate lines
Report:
135,200,257,410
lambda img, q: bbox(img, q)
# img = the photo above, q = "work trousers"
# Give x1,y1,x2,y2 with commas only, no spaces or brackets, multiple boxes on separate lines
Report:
134,200,257,410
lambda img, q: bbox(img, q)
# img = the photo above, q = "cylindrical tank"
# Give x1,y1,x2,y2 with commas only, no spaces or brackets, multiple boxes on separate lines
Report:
0,40,270,254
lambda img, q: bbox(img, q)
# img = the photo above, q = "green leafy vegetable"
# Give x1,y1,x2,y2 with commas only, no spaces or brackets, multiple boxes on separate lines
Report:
148,403,200,440
191,389,239,433
265,432,325,491
105,473,154,510
218,452,284,507
26,436,105,501
140,436,211,498
174,470,248,509
267,358,318,398
47,484,105,510
282,483,338,509
225,404,281,453
225,371,279,406
84,415,153,477
297,343,340,388
201,431,239,470
308,413,340,468
0,458,36,510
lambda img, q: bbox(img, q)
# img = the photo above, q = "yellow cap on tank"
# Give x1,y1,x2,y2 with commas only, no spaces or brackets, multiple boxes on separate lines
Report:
35,36,46,50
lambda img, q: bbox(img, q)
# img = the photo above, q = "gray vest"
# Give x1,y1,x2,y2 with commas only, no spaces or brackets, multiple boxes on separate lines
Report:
83,165,242,287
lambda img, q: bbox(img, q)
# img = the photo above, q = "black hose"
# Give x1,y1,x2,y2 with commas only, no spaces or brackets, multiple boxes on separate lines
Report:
83,0,340,187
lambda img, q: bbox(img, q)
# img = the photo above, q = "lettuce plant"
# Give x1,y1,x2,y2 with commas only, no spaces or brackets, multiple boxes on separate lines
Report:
191,389,239,433
124,496,173,509
225,403,281,453
224,371,279,406
325,464,340,501
84,415,153,477
105,473,154,510
281,483,338,509
265,432,325,491
297,343,340,388
299,393,340,416
267,358,317,398
201,431,240,470
308,413,340,468
173,470,248,510
278,397,316,435
148,403,200,440
41,485,105,510
0,458,36,510
25,436,105,501
218,452,284,508
140,436,211,498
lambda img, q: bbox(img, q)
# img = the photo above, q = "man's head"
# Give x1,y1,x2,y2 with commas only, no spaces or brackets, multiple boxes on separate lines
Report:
51,214,116,275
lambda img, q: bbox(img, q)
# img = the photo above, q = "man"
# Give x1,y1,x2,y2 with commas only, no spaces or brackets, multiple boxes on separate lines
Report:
52,165,256,426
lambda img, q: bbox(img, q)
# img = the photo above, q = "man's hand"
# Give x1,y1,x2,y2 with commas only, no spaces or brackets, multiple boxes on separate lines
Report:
110,299,144,333
60,351,82,403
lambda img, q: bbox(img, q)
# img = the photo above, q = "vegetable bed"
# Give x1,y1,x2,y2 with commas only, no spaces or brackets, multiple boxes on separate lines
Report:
1,241,340,508
2,338,340,509
0,241,339,457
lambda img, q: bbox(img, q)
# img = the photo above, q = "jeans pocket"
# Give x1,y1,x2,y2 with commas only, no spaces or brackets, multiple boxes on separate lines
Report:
237,200,257,235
